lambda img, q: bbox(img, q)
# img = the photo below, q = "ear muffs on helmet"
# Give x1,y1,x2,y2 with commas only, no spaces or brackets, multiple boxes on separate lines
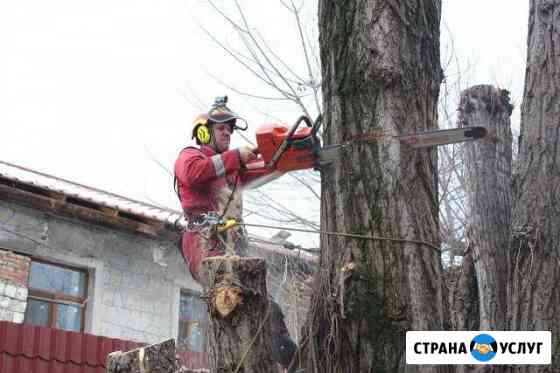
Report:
192,114,212,145
196,124,211,144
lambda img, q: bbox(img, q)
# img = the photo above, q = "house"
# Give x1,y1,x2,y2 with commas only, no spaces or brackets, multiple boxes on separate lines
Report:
0,160,314,370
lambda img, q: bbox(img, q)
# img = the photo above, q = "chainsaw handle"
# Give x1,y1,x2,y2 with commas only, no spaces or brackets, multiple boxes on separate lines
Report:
266,115,313,169
311,114,323,138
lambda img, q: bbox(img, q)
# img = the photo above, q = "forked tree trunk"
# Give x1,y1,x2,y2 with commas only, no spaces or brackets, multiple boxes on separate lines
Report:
512,0,560,370
201,256,275,373
459,85,513,332
303,1,446,372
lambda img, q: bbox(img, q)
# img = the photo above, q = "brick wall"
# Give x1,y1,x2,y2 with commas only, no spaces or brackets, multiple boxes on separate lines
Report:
0,249,30,323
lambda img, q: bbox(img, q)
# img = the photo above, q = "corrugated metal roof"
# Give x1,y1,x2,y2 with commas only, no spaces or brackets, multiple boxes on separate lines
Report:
0,160,185,228
0,321,143,373
0,160,317,262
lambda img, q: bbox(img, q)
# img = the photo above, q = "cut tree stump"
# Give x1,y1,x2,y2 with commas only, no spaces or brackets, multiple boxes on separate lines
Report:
201,256,275,373
106,339,178,373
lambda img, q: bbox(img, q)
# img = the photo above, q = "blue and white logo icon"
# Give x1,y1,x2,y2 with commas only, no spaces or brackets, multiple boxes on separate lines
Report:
470,334,498,362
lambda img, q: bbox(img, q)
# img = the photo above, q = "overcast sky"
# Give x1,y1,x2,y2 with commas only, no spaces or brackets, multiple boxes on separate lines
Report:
0,0,529,246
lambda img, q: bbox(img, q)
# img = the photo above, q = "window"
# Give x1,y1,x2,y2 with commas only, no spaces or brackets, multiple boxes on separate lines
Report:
178,290,208,352
24,260,88,332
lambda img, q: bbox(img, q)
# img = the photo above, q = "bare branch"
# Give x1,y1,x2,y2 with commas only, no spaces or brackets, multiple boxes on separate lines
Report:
205,71,296,101
288,0,322,114
233,0,310,116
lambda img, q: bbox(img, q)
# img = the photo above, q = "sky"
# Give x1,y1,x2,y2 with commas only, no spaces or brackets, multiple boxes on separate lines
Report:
0,0,529,247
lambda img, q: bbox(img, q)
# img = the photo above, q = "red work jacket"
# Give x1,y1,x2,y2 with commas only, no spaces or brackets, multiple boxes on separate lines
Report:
174,145,270,281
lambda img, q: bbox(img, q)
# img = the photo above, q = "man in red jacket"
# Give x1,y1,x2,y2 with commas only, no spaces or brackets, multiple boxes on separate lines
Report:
174,96,268,281
174,96,297,372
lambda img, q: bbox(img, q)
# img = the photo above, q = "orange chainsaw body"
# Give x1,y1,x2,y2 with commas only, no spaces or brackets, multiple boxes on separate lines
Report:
255,122,317,172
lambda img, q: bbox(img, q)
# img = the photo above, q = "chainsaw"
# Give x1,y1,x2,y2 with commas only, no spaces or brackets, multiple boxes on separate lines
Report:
244,115,487,185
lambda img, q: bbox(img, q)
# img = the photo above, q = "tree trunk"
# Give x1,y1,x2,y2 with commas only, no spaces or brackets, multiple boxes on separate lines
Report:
459,85,513,332
446,250,479,373
512,0,560,370
304,1,446,372
447,250,479,332
201,256,275,373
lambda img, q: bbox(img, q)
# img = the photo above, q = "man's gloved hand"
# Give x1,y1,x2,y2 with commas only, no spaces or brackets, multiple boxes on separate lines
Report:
238,146,258,165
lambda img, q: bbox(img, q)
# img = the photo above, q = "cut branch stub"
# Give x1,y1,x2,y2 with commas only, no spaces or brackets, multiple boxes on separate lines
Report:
214,284,243,318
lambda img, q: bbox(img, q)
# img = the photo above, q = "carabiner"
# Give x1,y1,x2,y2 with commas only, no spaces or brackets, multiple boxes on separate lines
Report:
217,218,238,232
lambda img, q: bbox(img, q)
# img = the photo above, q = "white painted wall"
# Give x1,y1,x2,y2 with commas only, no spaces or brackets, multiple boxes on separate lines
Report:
0,200,197,344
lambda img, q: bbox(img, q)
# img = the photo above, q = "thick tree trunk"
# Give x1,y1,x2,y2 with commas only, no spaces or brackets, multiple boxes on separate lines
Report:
201,256,275,373
512,0,560,370
458,85,513,332
304,1,446,372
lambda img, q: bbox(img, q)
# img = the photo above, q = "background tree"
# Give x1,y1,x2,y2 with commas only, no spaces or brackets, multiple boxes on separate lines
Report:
449,0,560,370
454,85,512,373
459,85,512,333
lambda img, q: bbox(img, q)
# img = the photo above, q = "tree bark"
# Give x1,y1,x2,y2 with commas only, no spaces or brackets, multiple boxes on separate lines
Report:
446,250,479,373
201,256,275,373
447,250,479,333
459,85,513,332
512,0,560,370
106,339,177,373
304,1,447,372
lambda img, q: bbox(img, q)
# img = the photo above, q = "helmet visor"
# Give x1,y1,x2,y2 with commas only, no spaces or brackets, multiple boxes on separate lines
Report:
207,106,242,123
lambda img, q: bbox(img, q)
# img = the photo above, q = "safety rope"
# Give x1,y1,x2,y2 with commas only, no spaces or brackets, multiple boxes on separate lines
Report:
239,222,441,253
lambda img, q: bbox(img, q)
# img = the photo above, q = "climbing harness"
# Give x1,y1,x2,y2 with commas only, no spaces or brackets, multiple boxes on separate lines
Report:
183,211,239,233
